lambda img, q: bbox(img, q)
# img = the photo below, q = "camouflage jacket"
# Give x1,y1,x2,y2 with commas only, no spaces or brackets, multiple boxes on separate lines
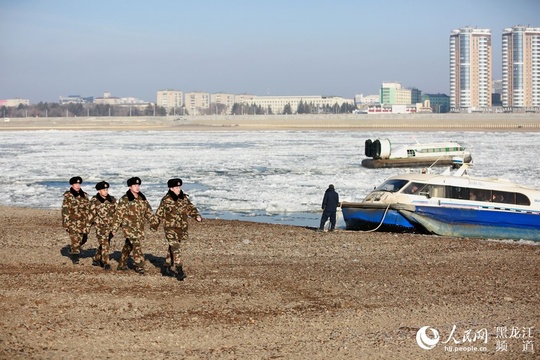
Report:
153,190,201,231
61,188,90,232
87,193,117,234
111,190,154,239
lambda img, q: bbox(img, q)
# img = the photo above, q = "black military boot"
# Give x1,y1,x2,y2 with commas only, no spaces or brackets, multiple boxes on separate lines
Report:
161,266,175,277
176,266,187,281
80,233,88,246
70,253,80,264
92,259,103,267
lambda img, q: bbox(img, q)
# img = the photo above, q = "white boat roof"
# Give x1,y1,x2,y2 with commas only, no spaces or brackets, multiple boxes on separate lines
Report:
398,141,465,149
387,171,539,193
395,142,465,152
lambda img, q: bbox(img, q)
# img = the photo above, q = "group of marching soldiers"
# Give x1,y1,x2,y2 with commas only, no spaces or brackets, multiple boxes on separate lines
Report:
61,176,202,281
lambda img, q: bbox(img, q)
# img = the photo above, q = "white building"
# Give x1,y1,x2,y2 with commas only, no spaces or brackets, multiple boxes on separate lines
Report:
184,91,210,115
59,95,90,104
153,90,354,115
94,92,147,105
241,95,353,114
210,92,236,114
502,25,540,108
354,94,380,105
157,90,183,110
450,27,492,111
0,98,30,107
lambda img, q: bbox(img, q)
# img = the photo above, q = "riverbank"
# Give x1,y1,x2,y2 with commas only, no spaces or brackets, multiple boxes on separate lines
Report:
2,113,540,131
0,206,538,358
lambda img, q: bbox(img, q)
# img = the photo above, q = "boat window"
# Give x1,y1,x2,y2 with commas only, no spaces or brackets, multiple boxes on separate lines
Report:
516,193,531,206
436,186,530,206
448,186,468,200
402,182,425,194
375,179,409,192
469,188,491,201
425,184,445,198
491,190,515,204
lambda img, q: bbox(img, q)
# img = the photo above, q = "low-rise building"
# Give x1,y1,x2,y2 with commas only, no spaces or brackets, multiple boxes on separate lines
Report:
59,95,93,104
242,95,354,114
0,98,30,107
380,82,421,105
421,93,450,113
94,92,122,105
94,92,147,105
157,90,354,115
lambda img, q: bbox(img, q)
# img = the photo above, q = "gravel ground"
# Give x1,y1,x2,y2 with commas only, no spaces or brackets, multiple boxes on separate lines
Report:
0,206,538,359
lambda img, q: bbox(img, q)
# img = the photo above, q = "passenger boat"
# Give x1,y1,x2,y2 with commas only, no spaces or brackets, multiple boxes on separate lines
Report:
341,164,540,242
362,138,472,168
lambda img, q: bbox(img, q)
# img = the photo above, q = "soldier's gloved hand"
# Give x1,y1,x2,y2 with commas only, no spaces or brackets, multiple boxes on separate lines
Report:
81,233,88,246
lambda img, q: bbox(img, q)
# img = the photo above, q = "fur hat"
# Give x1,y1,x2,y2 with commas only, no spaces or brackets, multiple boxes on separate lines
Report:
69,176,83,185
167,178,183,188
95,181,110,190
127,177,141,186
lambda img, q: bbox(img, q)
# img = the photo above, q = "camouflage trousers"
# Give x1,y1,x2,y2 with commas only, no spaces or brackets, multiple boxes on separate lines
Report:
118,237,145,270
68,229,85,255
93,229,112,265
164,228,188,268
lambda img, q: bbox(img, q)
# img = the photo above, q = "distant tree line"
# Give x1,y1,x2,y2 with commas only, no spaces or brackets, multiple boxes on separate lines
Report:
2,100,357,118
1,102,167,118
296,100,356,114
230,100,356,115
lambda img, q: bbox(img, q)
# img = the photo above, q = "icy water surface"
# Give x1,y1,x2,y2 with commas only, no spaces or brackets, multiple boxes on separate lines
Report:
0,130,538,228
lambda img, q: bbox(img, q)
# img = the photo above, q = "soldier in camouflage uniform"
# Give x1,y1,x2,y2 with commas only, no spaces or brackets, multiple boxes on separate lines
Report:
87,181,117,270
62,176,90,264
111,177,155,274
151,178,202,281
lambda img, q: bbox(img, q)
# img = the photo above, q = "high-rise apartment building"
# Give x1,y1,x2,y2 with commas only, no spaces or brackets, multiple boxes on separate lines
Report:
449,27,492,111
502,26,540,108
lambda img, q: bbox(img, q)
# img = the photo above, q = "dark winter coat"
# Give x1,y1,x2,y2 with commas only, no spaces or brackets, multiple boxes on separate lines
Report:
321,187,339,212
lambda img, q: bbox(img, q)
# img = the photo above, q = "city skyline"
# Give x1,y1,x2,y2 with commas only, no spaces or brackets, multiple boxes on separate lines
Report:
1,0,539,104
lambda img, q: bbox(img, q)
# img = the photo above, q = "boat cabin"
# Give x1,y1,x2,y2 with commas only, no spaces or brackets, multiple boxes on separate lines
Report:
369,178,532,206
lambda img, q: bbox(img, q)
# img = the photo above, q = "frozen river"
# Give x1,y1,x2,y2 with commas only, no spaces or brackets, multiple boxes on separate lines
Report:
0,130,538,228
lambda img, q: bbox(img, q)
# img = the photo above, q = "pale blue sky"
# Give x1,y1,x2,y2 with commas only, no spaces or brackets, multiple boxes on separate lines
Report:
1,0,539,103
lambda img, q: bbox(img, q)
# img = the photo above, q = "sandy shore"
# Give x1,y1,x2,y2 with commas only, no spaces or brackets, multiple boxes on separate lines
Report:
2,113,540,131
0,206,538,359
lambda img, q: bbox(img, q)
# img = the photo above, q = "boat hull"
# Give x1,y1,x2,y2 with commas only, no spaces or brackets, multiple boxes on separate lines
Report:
399,205,540,242
341,202,425,233
362,154,473,169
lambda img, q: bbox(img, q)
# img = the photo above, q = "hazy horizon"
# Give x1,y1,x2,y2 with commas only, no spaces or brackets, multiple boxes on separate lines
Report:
1,0,539,103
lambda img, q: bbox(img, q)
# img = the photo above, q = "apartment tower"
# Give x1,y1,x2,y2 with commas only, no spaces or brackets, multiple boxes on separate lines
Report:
156,90,183,110
502,26,540,108
449,27,492,111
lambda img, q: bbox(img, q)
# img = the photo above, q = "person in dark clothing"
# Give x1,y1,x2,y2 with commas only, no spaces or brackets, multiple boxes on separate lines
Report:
319,184,340,231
